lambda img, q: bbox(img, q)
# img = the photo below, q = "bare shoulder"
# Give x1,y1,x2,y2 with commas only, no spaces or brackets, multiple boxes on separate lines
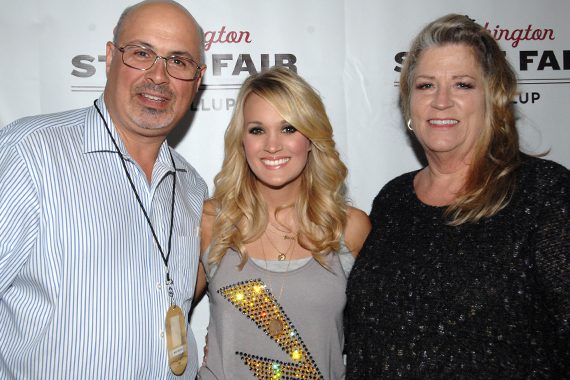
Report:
344,206,372,257
200,199,218,255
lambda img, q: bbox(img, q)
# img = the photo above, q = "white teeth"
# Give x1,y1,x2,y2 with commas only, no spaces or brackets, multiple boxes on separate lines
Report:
142,94,165,102
429,119,458,125
261,158,289,166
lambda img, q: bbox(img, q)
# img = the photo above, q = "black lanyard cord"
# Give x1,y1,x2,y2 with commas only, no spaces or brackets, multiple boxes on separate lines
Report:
94,99,176,279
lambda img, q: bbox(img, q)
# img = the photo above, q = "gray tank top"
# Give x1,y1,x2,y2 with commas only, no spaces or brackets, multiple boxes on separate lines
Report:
198,245,351,380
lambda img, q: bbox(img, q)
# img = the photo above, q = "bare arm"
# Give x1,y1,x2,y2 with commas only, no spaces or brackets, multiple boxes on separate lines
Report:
193,200,216,303
193,262,208,305
344,206,372,258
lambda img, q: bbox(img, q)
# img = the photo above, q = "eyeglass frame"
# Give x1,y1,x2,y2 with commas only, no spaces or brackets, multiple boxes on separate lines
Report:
112,43,203,81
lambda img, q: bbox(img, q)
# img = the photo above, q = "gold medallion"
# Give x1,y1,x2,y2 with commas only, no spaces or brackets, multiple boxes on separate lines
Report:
165,305,188,375
268,317,284,337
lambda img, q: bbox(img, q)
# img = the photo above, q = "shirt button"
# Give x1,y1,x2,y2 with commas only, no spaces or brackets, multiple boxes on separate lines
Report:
160,330,165,338
156,282,162,290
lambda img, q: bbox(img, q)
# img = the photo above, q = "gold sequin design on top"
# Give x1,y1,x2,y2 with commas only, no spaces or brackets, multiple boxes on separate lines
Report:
217,279,323,380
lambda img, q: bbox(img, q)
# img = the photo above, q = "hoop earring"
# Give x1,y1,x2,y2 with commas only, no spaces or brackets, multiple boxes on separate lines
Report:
407,119,413,131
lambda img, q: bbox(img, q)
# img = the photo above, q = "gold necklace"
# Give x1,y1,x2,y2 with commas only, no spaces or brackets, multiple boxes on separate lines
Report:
264,229,295,261
260,236,295,338
268,222,297,241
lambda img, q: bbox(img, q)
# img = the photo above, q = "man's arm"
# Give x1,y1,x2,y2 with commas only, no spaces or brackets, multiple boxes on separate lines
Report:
0,144,40,297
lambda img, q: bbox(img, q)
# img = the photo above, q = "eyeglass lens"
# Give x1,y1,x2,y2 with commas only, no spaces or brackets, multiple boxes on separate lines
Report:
121,45,198,80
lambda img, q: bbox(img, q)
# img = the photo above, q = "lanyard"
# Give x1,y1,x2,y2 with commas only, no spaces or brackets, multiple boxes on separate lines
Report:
94,99,177,298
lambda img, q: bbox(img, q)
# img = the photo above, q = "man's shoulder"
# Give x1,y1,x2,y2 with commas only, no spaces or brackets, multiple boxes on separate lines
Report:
169,148,208,192
1,107,89,148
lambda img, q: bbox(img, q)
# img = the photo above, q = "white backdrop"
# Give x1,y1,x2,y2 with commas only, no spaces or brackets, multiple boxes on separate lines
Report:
1,0,569,363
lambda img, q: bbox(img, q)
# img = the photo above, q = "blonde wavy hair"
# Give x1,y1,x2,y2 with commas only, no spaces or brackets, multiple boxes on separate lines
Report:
400,14,521,225
208,67,348,267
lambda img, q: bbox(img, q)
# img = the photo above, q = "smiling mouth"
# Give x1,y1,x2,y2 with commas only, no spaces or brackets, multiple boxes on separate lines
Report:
429,119,458,125
141,93,168,103
261,158,290,167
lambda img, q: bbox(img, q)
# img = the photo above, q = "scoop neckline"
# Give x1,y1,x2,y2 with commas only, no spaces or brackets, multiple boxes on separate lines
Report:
408,170,450,210
247,254,315,275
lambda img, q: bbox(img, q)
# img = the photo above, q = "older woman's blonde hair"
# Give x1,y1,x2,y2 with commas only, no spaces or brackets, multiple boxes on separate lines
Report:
208,67,348,267
400,14,521,225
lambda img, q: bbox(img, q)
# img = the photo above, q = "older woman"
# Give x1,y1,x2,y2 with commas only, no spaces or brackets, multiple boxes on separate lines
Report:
345,14,569,379
196,67,370,380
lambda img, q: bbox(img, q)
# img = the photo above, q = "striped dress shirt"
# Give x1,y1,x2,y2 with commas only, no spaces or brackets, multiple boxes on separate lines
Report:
0,96,207,379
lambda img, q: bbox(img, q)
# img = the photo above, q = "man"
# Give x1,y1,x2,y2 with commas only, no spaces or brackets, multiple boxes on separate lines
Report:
0,1,207,378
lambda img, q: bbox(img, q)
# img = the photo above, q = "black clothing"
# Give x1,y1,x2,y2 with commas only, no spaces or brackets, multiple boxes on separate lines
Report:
345,156,570,379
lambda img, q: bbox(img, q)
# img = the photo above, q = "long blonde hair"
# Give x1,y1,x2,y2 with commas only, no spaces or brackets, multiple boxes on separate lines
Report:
208,67,348,267
400,14,521,225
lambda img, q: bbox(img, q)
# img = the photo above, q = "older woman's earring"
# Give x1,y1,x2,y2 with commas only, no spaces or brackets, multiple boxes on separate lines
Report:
407,120,413,131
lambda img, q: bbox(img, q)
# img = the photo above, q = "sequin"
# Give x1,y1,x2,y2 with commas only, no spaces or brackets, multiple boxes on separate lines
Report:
345,157,570,378
218,279,323,379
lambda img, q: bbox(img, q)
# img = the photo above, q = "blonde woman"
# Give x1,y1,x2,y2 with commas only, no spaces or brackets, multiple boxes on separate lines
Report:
195,67,370,380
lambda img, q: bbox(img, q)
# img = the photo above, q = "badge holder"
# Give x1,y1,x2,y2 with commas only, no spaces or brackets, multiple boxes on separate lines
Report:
165,277,188,375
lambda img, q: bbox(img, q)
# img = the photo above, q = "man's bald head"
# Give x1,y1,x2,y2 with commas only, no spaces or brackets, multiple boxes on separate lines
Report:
113,0,205,64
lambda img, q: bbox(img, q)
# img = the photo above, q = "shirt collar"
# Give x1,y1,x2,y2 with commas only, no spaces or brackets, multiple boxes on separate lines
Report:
84,94,177,173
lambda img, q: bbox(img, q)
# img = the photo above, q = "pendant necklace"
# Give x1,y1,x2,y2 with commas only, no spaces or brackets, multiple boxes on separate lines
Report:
260,233,296,338
94,100,188,375
264,228,295,261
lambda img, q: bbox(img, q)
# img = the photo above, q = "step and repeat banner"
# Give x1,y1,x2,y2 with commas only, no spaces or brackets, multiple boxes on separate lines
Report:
1,0,569,362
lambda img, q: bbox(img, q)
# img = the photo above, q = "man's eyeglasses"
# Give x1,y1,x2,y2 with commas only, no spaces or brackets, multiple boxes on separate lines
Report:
114,44,202,81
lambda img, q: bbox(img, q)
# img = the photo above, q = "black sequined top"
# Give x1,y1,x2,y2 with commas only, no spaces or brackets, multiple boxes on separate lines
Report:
345,156,569,379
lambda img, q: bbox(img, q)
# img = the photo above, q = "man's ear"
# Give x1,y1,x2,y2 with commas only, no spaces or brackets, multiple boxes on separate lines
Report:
194,64,207,91
105,41,115,77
